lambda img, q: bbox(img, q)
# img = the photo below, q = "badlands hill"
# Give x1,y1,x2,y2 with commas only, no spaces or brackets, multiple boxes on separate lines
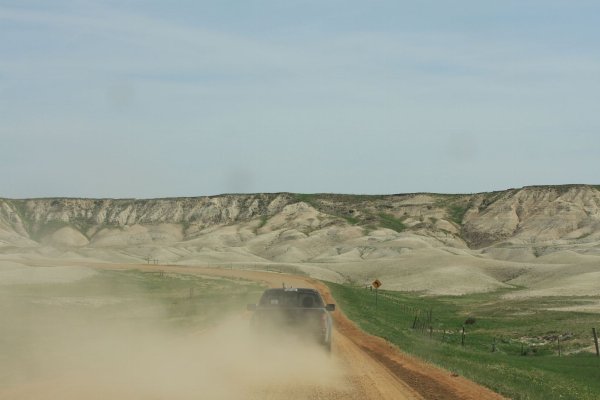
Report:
1,185,600,297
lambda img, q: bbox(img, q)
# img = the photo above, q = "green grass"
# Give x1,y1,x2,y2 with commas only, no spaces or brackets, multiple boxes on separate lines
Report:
253,214,270,233
447,203,469,225
258,214,269,228
433,195,472,225
294,193,320,207
378,213,406,232
1,269,265,328
343,215,360,225
294,193,368,227
326,283,600,400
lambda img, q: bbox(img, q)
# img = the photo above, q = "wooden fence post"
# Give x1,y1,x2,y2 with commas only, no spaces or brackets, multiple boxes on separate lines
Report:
593,328,599,357
461,326,465,346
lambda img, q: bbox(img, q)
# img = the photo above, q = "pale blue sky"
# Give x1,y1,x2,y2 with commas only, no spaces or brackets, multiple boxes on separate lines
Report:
1,1,599,198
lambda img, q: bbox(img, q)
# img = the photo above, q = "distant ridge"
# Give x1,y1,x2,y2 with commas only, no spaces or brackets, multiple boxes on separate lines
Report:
2,185,600,247
1,185,599,296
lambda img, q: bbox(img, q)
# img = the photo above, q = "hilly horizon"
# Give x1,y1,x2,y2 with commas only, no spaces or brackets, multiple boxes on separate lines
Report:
2,184,600,302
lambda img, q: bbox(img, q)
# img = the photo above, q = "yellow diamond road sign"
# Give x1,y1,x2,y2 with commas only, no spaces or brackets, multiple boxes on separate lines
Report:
372,279,382,289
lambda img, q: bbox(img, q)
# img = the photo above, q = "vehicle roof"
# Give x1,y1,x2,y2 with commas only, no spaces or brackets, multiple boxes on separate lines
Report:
264,287,319,293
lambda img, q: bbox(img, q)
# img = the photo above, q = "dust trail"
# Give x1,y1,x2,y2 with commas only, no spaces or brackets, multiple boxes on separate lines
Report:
2,317,344,399
0,282,344,399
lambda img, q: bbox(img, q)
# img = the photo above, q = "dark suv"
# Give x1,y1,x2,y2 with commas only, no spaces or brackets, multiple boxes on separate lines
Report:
248,288,335,351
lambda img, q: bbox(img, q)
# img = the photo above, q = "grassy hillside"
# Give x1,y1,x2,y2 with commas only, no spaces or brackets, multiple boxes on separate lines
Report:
327,283,600,400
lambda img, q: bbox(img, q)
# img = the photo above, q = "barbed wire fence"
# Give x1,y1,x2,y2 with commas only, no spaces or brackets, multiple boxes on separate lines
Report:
358,285,600,358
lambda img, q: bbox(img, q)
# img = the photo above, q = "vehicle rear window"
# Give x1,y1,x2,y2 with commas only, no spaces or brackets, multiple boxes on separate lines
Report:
259,290,324,308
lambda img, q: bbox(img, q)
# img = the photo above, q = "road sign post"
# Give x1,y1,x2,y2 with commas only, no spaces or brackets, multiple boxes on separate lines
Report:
372,279,382,308
593,328,599,357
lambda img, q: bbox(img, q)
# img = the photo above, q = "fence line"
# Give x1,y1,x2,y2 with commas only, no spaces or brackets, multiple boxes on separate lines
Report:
359,285,598,357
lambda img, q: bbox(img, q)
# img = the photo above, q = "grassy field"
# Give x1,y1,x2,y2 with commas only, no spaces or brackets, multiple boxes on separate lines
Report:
0,269,265,386
0,269,265,328
326,283,600,400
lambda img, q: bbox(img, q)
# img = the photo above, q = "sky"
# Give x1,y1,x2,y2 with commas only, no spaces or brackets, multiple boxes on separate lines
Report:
1,1,599,198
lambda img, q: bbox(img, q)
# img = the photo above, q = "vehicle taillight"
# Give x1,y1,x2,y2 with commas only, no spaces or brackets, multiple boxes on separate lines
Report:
320,313,327,332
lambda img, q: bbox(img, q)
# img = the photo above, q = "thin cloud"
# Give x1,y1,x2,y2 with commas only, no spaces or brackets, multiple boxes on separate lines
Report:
1,2,599,197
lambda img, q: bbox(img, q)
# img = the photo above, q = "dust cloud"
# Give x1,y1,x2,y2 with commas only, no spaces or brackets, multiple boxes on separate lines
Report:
0,273,344,400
